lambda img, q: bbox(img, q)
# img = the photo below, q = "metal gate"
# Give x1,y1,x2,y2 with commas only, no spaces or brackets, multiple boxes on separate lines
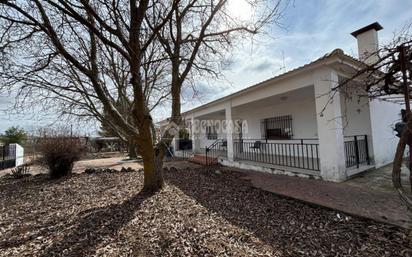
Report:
344,135,370,169
0,144,17,170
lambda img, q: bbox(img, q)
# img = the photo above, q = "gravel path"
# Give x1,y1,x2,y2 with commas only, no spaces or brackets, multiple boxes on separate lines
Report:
0,167,411,256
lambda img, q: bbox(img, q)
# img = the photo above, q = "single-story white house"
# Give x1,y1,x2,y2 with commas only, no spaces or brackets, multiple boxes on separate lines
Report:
160,22,403,182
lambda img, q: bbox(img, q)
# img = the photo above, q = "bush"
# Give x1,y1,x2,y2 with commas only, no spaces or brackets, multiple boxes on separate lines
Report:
11,163,31,179
37,135,84,179
2,163,32,180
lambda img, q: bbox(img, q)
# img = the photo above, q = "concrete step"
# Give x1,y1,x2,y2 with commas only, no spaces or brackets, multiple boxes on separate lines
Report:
189,154,218,165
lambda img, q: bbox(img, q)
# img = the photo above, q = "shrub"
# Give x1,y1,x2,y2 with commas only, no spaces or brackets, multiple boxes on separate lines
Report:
2,163,32,180
11,163,31,179
37,134,84,179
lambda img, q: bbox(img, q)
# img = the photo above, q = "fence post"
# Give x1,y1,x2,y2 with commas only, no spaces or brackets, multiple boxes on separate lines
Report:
364,135,370,165
1,146,4,170
205,148,208,166
354,136,360,168
300,139,304,167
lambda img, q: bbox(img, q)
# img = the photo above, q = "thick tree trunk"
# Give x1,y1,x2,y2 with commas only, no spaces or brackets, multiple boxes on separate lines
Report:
393,113,412,208
138,120,165,192
128,141,138,159
141,146,164,193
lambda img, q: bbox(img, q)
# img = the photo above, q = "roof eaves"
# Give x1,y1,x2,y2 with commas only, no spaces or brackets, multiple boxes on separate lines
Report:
181,49,358,117
153,50,366,125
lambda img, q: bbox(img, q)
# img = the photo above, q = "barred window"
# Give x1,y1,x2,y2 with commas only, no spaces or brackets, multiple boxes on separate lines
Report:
206,126,218,140
261,115,293,140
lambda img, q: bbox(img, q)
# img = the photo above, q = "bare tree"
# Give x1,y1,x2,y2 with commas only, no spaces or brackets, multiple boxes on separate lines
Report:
0,0,285,192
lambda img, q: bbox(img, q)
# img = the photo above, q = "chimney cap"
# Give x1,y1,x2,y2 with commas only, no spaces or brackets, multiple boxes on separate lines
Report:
351,22,383,37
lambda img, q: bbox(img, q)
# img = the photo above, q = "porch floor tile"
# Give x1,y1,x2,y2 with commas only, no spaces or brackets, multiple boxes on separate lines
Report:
232,165,412,229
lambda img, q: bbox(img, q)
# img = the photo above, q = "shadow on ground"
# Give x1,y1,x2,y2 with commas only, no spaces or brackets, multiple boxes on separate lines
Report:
0,173,150,257
165,167,412,255
1,163,411,256
39,191,151,257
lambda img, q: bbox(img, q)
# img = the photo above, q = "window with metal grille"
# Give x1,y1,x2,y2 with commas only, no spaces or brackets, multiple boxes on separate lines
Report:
261,115,293,140
206,126,218,140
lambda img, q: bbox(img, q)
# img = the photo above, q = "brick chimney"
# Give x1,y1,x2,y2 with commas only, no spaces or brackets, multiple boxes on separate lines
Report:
351,22,383,65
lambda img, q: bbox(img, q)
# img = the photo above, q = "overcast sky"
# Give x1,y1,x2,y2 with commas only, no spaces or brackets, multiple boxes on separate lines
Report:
172,0,412,117
1,0,411,134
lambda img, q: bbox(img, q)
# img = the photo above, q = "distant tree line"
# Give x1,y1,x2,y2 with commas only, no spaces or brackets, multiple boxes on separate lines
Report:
0,126,27,145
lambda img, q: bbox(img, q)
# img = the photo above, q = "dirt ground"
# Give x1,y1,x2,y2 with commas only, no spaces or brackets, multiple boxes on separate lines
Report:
0,161,411,256
0,156,201,178
0,156,143,177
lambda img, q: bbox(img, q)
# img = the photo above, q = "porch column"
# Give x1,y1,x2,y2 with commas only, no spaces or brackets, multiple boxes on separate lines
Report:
314,68,346,182
225,102,234,161
191,114,200,153
172,138,178,152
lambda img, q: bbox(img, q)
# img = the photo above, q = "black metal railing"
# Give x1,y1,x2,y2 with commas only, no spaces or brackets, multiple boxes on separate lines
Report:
0,144,17,170
233,139,320,171
175,148,193,159
177,139,192,151
205,139,227,165
344,135,370,169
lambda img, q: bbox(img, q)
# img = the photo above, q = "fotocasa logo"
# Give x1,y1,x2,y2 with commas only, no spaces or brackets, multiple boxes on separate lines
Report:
188,119,248,134
162,119,249,138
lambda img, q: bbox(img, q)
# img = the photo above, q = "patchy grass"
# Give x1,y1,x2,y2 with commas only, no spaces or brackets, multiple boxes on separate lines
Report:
0,168,411,256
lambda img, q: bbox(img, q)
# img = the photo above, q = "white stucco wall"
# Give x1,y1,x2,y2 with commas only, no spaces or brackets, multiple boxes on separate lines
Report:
369,98,402,168
14,144,24,166
314,68,346,181
340,94,374,160
193,112,227,150
190,90,319,152
354,29,380,65
341,95,372,136
188,89,319,154
182,66,327,155
5,143,24,167
199,133,226,149
232,94,318,140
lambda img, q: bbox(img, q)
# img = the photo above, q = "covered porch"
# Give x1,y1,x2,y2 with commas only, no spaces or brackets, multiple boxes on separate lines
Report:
174,67,376,181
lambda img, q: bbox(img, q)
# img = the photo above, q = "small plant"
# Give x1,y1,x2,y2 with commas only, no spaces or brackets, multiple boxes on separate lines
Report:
37,130,84,179
84,167,140,174
10,163,31,179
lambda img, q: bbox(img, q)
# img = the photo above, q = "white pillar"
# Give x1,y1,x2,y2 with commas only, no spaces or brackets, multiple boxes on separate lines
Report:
314,68,346,182
225,103,234,161
12,143,24,166
172,138,178,152
191,114,200,153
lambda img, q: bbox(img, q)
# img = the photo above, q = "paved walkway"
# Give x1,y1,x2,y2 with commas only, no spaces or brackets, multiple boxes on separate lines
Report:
234,166,412,229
